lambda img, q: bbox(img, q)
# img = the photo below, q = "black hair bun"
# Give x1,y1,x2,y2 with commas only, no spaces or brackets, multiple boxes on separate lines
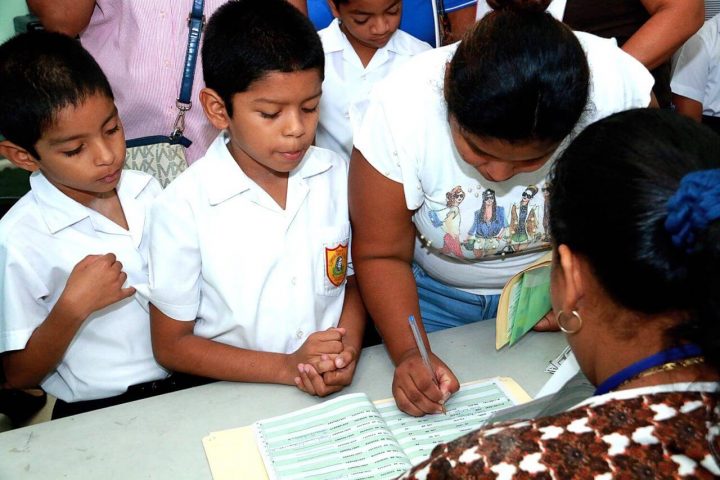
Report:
487,0,551,13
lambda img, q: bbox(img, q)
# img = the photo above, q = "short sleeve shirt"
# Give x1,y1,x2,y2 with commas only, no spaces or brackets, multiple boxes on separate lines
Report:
671,15,720,117
148,134,351,354
353,33,653,293
0,170,168,402
317,20,432,160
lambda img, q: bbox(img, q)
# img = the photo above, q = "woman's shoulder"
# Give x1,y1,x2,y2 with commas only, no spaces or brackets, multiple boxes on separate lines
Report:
374,44,455,95
403,387,719,479
388,28,434,54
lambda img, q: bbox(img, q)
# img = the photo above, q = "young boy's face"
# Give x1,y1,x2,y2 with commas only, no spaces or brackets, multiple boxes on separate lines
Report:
32,93,126,205
332,0,401,50
224,69,322,179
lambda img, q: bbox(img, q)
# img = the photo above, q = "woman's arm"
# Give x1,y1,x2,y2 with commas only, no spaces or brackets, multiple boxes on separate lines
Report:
26,0,96,37
623,0,703,70
349,148,459,415
349,148,421,363
672,95,703,122
445,5,478,44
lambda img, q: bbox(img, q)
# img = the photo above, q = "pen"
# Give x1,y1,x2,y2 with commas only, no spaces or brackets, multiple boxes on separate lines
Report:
408,315,447,415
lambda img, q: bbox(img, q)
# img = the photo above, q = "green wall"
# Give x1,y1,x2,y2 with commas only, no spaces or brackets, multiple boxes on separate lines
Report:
0,0,30,43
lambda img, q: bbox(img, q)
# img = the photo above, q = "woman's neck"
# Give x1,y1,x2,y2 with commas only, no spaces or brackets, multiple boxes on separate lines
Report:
615,360,719,391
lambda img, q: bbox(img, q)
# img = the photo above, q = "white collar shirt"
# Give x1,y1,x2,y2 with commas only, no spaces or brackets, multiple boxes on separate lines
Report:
476,0,566,20
316,19,431,160
671,15,720,117
147,133,351,354
0,170,168,402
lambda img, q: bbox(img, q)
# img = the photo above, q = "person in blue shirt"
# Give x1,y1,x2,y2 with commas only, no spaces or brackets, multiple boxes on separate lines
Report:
308,0,477,46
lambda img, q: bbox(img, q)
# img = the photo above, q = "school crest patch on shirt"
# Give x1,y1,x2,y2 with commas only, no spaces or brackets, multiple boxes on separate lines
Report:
325,243,348,287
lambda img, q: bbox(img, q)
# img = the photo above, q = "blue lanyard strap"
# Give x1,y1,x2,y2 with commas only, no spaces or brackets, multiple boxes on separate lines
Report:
179,0,205,105
594,344,704,395
171,0,204,140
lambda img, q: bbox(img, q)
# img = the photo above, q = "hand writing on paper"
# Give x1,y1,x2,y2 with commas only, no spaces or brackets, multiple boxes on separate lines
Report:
61,253,136,320
392,349,459,417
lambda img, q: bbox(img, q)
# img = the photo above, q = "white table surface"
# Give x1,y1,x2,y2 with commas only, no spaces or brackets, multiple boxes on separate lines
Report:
0,321,567,479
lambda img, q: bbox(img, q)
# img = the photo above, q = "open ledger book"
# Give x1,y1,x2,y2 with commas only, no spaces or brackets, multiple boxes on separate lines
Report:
202,377,529,480
495,251,552,350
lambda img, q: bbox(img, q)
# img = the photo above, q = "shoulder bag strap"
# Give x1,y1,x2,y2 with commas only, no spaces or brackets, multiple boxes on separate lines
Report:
171,0,205,140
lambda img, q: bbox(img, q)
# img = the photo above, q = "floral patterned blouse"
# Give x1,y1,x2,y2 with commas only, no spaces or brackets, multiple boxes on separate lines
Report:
399,383,720,479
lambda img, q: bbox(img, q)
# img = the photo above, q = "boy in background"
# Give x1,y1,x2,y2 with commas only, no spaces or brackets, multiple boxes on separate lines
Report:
316,0,431,159
671,13,720,134
0,31,168,419
148,0,365,397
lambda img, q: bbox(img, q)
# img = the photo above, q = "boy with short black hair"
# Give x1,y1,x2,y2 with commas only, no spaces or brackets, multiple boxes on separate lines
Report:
148,0,365,396
0,31,168,418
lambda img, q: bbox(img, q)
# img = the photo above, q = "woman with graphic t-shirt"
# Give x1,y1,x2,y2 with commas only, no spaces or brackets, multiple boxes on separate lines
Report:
400,107,720,480
349,0,653,416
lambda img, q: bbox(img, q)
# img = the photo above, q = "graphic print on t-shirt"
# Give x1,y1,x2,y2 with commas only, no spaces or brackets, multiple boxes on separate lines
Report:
425,184,549,260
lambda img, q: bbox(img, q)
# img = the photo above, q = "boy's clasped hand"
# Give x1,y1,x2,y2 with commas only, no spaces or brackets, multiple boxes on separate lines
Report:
292,327,359,396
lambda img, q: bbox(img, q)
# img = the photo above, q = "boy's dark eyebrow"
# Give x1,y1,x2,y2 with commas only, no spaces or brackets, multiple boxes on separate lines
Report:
348,0,401,15
252,91,322,105
48,107,119,146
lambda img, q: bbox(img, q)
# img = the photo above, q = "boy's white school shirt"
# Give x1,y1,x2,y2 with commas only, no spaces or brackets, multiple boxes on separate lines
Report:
147,133,351,354
0,170,168,403
316,19,432,160
671,15,720,117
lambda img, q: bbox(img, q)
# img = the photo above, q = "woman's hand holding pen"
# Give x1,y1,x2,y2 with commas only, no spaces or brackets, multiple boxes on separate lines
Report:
392,349,459,417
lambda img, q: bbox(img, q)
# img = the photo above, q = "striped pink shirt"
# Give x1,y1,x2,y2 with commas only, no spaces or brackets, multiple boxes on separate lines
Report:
80,0,227,163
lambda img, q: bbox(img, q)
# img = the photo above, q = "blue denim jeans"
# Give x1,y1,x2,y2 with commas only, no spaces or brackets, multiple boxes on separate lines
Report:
413,263,500,333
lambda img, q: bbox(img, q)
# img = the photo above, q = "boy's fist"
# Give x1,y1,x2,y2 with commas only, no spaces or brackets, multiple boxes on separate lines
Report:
62,253,136,320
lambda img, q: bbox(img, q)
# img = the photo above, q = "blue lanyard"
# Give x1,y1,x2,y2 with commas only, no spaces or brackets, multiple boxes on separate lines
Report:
594,344,704,395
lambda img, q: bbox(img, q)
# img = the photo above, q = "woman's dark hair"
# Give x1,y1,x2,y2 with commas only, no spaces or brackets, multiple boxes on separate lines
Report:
0,31,113,159
446,0,589,144
482,189,497,223
202,0,324,117
549,108,720,371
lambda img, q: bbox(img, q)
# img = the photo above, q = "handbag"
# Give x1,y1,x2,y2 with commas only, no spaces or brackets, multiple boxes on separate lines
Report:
123,0,205,188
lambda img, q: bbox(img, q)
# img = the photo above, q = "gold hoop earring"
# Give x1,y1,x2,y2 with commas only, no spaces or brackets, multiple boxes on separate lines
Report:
556,310,583,334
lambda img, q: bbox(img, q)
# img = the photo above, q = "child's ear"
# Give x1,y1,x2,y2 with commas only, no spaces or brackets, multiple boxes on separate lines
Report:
327,0,340,18
200,88,231,130
0,140,40,172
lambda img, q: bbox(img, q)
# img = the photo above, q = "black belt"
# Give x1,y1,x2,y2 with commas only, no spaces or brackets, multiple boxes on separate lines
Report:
52,373,215,419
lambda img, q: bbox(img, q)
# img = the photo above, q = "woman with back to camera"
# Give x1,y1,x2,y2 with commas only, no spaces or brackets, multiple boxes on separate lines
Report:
349,0,654,416
399,107,720,479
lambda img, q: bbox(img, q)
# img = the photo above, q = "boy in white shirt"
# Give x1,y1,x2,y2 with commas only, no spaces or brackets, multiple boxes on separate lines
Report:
0,31,168,419
672,14,720,133
148,0,365,397
316,0,431,159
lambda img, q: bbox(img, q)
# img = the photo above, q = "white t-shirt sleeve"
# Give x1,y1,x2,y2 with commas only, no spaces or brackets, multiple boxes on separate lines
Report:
147,188,202,321
352,77,428,210
0,243,50,352
671,29,711,102
577,33,654,131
